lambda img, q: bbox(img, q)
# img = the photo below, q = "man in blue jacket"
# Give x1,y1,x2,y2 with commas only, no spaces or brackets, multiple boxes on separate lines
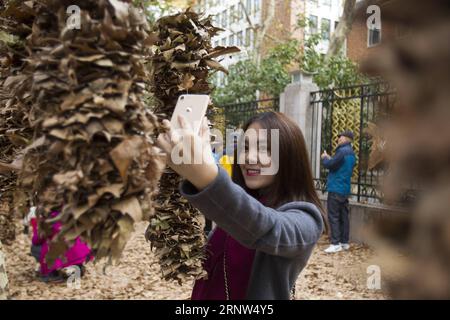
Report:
321,130,356,253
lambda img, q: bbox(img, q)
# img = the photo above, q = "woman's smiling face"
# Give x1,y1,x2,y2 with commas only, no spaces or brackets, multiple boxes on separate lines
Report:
238,121,276,190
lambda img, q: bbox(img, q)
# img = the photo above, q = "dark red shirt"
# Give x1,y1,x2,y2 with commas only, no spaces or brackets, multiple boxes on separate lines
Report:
191,226,256,300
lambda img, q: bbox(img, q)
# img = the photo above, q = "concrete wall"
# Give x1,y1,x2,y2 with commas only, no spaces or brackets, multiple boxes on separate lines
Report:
320,195,407,244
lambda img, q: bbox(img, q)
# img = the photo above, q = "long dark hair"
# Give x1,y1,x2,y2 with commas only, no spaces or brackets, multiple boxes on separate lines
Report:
231,111,327,231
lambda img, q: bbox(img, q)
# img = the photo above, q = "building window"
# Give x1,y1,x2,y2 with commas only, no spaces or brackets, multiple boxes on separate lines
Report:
213,14,220,26
214,40,219,47
309,0,319,7
222,10,228,28
230,5,236,24
254,0,261,15
309,15,318,34
245,28,251,47
229,34,235,46
246,0,252,14
321,0,332,7
237,31,243,46
238,2,244,21
253,29,257,47
221,37,227,46
321,18,331,40
368,28,381,47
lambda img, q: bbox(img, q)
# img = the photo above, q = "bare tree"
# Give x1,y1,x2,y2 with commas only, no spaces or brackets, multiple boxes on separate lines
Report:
237,0,276,65
326,0,357,58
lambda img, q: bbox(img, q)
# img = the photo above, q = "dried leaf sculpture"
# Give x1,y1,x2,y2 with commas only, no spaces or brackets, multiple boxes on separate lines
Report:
11,0,163,265
145,8,239,283
362,0,450,299
0,0,36,243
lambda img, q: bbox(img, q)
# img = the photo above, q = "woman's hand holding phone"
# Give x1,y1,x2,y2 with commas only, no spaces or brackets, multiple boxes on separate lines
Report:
156,115,218,191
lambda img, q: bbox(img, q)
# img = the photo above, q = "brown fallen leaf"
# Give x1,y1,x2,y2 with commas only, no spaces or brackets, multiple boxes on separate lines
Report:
112,197,143,222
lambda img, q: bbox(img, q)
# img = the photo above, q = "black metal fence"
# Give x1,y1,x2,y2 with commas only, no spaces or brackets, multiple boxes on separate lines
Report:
220,98,280,130
215,86,396,204
310,82,396,203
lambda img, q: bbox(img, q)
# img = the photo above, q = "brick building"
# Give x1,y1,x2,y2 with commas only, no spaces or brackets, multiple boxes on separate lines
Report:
192,0,344,85
347,0,405,64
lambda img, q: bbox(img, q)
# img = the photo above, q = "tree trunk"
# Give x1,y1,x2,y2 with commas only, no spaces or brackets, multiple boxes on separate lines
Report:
326,0,357,58
239,0,276,66
255,0,276,66
0,240,8,300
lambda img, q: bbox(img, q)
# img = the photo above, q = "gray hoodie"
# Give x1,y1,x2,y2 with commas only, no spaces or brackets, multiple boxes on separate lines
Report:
179,165,324,300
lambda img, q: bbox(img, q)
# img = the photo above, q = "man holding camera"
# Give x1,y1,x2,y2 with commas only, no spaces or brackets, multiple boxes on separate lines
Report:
321,130,356,253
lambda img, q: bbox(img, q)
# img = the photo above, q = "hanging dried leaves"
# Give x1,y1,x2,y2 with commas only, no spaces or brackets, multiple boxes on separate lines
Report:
9,0,164,265
147,170,208,284
362,0,450,299
145,9,239,283
149,8,239,116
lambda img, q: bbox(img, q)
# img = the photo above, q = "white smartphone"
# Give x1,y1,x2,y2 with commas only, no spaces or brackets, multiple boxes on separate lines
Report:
170,94,210,135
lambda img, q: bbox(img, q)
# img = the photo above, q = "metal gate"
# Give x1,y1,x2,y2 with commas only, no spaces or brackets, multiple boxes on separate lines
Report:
310,82,395,202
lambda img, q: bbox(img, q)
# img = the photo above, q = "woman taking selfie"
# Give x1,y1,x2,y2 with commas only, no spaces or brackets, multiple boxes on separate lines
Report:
157,111,326,300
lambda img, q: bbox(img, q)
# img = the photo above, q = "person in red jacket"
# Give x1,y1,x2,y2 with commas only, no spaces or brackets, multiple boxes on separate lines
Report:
29,209,93,283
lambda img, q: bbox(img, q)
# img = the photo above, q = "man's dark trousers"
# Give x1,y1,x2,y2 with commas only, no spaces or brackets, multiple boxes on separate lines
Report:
327,192,350,245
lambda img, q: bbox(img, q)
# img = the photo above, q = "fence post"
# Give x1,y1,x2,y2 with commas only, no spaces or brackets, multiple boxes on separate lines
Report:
279,75,319,170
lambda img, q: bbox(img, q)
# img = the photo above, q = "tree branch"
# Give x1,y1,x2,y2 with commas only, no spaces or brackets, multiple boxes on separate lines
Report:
326,0,357,58
255,0,275,65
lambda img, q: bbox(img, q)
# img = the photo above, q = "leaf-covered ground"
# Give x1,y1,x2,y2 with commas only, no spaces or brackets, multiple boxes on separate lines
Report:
3,221,388,300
